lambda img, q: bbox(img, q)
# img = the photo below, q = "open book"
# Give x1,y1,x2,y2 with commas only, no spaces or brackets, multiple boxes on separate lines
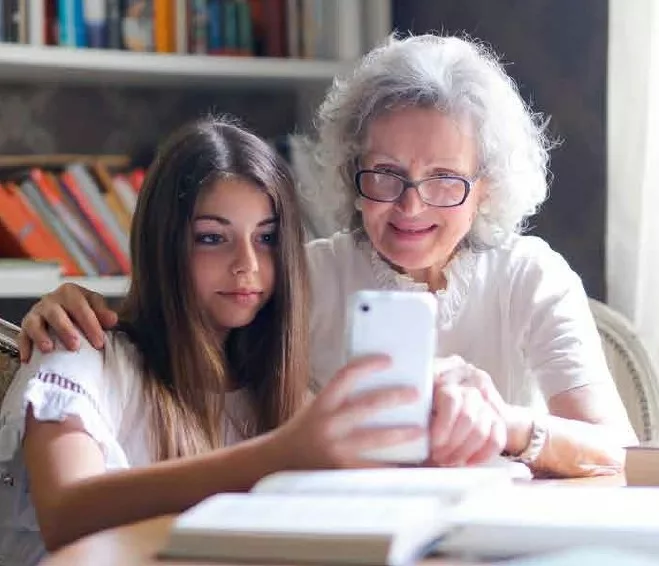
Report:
435,484,659,559
159,467,513,566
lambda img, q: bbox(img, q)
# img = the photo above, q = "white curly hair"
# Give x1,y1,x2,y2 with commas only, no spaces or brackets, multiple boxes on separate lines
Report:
314,33,554,247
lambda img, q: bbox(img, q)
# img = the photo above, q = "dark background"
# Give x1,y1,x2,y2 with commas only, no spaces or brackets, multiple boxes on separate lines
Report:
393,0,608,299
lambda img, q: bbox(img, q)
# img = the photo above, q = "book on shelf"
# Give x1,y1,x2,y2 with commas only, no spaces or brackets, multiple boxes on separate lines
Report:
19,176,98,276
0,155,139,280
0,180,81,276
159,467,514,566
1,0,389,61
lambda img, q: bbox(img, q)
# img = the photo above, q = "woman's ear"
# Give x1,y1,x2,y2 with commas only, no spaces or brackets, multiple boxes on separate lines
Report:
475,179,491,211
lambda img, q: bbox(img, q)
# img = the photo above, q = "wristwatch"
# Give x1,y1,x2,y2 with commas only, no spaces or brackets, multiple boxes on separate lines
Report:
509,418,549,466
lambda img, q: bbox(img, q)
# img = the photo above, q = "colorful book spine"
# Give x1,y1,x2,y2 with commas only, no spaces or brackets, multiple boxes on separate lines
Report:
58,0,86,46
60,168,131,273
154,0,175,52
20,178,97,275
122,0,153,51
106,0,123,48
84,0,107,47
0,182,81,276
188,0,206,53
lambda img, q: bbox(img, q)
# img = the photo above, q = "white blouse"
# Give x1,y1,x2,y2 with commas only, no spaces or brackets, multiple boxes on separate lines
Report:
307,231,613,408
0,331,252,566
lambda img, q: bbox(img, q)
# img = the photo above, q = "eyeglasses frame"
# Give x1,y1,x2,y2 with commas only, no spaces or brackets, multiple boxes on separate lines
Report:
354,168,478,208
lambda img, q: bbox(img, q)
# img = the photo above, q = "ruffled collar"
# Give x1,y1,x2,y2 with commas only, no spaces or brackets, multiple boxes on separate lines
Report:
360,238,478,328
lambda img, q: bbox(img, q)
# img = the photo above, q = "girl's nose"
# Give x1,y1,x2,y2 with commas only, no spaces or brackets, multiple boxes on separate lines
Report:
231,240,259,275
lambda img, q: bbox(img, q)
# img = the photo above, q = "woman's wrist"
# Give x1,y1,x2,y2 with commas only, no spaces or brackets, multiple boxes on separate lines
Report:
502,405,534,456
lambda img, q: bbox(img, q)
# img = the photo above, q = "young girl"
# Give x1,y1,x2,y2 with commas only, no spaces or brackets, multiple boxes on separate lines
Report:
0,117,422,565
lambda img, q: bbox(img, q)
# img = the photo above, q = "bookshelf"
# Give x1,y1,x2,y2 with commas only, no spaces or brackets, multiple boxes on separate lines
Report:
0,275,130,298
0,1,392,311
0,44,350,88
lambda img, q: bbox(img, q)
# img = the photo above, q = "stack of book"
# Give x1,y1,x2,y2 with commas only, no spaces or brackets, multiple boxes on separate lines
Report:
625,444,659,486
0,155,144,278
159,466,659,565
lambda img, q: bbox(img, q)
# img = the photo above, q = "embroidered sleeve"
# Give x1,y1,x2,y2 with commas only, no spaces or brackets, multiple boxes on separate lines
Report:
34,371,103,415
0,334,129,470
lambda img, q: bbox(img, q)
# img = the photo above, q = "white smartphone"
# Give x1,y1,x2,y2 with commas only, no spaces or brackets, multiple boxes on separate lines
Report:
346,289,437,464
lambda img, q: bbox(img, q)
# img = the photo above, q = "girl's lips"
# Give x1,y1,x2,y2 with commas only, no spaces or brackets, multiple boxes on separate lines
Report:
217,291,263,306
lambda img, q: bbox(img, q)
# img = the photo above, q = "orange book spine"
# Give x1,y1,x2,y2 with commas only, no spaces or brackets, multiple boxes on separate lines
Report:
104,191,131,232
0,182,82,275
60,171,131,274
92,163,133,232
39,170,124,276
154,0,176,52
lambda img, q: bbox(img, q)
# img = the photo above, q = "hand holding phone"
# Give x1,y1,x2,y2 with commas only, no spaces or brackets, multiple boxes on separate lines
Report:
346,290,437,464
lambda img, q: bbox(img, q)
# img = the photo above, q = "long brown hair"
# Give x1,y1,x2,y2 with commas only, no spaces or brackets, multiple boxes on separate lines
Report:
117,116,309,460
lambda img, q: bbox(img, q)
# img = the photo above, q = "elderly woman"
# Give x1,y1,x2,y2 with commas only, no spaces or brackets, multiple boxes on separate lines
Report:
18,34,635,477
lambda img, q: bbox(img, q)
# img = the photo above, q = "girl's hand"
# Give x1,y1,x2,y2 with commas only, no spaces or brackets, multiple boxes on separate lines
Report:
274,355,425,469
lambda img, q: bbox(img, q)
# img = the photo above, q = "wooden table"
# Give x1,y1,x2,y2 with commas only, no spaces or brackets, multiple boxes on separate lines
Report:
40,474,626,566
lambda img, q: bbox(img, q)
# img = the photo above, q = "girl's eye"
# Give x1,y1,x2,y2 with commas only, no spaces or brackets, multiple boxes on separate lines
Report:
258,232,278,246
194,233,226,245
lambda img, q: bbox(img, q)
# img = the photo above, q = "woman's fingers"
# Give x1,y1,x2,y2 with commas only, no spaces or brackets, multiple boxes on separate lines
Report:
58,286,111,349
430,389,480,463
465,417,507,465
429,386,506,466
432,355,467,378
67,294,108,350
21,303,69,354
20,284,113,355
435,360,507,416
440,409,494,465
429,384,462,447
89,292,119,330
17,327,34,364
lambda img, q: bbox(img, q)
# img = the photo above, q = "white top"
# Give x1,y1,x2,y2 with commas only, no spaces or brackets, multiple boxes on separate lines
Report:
307,232,612,407
0,331,252,566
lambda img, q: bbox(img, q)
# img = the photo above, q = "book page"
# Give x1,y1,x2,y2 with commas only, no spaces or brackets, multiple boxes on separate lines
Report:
174,493,446,536
251,467,513,504
453,484,659,527
438,485,659,559
496,547,659,566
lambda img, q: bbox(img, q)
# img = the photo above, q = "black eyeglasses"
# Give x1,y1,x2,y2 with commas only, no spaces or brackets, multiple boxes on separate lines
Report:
354,169,476,208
